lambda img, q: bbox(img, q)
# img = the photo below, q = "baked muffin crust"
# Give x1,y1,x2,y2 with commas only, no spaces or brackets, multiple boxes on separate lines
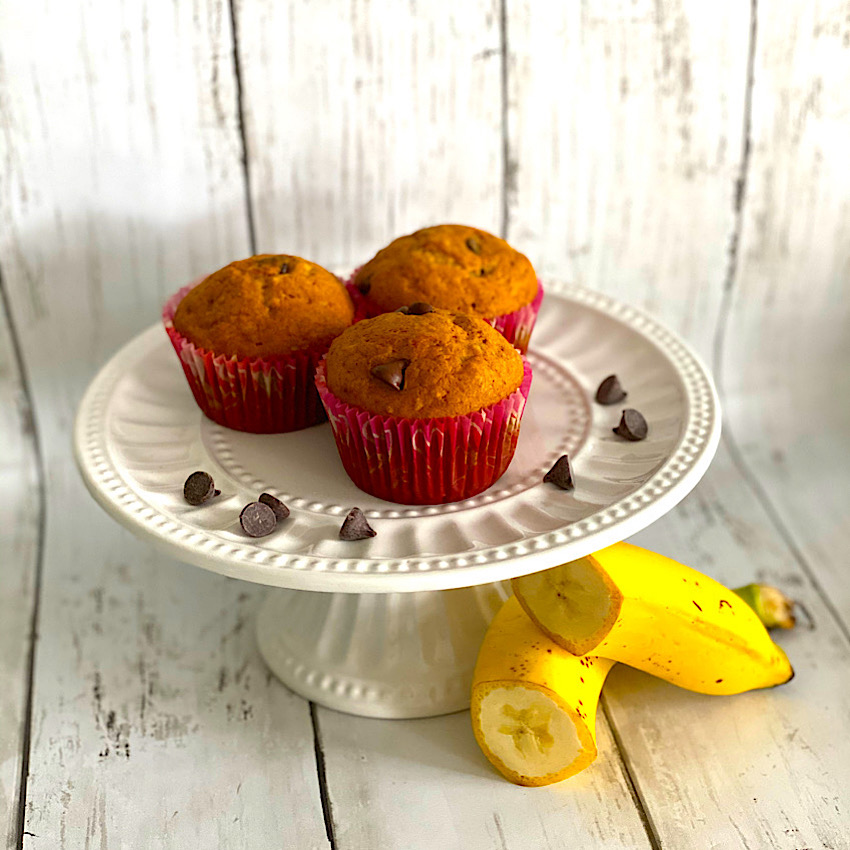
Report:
325,307,524,419
353,224,538,318
174,254,353,358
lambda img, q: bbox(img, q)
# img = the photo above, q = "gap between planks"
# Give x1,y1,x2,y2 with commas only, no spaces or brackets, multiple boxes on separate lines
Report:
0,267,47,850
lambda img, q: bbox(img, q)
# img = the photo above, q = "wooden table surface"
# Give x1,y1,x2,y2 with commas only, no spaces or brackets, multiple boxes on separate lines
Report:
2,1,849,848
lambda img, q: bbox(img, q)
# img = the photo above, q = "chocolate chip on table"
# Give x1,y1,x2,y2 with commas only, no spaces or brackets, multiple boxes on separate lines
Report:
240,502,277,538
279,261,290,274
259,492,290,521
595,374,627,405
356,275,372,295
183,471,219,506
407,302,434,315
613,409,648,441
371,359,410,391
543,455,575,490
339,507,377,541
465,237,482,255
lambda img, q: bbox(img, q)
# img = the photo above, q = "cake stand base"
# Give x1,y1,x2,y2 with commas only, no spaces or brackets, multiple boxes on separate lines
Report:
256,581,511,718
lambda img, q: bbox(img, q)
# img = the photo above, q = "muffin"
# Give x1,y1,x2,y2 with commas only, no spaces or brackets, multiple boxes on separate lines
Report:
349,224,543,353
315,305,533,504
164,254,354,433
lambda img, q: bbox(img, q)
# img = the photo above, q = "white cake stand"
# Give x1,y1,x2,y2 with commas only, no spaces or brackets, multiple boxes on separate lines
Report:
74,279,720,718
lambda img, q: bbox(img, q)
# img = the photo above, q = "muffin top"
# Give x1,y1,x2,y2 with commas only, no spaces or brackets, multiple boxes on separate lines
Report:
325,306,524,419
352,224,538,318
173,254,354,358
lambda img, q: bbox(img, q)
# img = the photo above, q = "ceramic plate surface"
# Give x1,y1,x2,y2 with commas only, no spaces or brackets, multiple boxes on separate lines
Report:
74,279,720,592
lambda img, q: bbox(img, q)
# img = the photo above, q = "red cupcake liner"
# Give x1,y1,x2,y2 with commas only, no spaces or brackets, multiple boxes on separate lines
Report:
345,272,544,354
315,359,533,505
162,284,328,433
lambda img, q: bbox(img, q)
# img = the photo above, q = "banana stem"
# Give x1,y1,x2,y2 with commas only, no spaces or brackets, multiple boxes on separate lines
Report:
733,584,796,630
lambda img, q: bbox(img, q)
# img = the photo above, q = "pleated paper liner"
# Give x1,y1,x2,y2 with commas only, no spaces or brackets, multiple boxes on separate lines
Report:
163,284,328,433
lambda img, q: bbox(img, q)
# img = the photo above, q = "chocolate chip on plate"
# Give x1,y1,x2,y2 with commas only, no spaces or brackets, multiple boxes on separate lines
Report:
407,302,434,315
613,409,648,441
543,455,575,490
183,471,219,506
240,502,277,538
465,237,482,255
595,374,627,405
259,493,290,521
339,507,377,541
371,359,410,391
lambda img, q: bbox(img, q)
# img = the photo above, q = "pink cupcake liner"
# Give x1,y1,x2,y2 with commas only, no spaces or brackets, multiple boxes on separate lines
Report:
315,359,533,505
345,272,544,354
163,284,328,433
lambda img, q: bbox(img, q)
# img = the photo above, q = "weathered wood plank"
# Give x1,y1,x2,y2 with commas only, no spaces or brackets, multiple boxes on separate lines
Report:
611,441,850,848
0,1,328,846
235,0,505,266
0,289,41,850
507,0,751,359
719,0,850,628
315,707,653,850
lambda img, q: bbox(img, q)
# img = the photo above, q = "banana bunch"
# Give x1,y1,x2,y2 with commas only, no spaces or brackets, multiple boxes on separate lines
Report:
471,543,795,786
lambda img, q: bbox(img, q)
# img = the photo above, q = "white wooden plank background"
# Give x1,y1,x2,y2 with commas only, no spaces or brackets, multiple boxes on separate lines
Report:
1,0,849,847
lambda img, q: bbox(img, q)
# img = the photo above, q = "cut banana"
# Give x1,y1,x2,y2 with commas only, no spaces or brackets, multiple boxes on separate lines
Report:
512,542,794,695
471,595,614,786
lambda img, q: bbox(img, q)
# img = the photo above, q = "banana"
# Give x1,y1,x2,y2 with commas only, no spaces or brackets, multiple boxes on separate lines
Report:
512,542,794,695
470,595,615,786
734,583,796,630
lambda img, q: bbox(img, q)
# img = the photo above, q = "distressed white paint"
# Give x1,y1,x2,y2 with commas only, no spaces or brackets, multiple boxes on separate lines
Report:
507,0,751,360
1,0,850,846
0,0,326,847
720,0,850,625
235,0,505,266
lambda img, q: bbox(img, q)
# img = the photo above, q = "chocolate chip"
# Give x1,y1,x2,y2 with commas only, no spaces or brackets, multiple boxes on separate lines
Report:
356,275,372,295
395,305,410,314
465,237,482,255
543,455,574,490
595,374,627,405
183,471,218,506
613,409,648,441
339,507,376,541
239,502,277,537
279,261,290,274
259,493,290,521
371,359,409,391
408,302,434,315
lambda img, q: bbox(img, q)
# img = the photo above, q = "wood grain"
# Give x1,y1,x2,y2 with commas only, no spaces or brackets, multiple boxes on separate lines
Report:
315,707,653,850
0,293,41,850
0,1,326,846
507,0,751,359
719,0,850,629
234,0,505,267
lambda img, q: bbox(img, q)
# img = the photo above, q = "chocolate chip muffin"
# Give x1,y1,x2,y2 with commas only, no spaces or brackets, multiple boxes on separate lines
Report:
164,254,353,433
350,225,542,353
315,305,533,504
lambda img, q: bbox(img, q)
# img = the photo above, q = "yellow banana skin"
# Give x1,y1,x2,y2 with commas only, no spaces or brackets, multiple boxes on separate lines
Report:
512,542,794,696
471,595,615,786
